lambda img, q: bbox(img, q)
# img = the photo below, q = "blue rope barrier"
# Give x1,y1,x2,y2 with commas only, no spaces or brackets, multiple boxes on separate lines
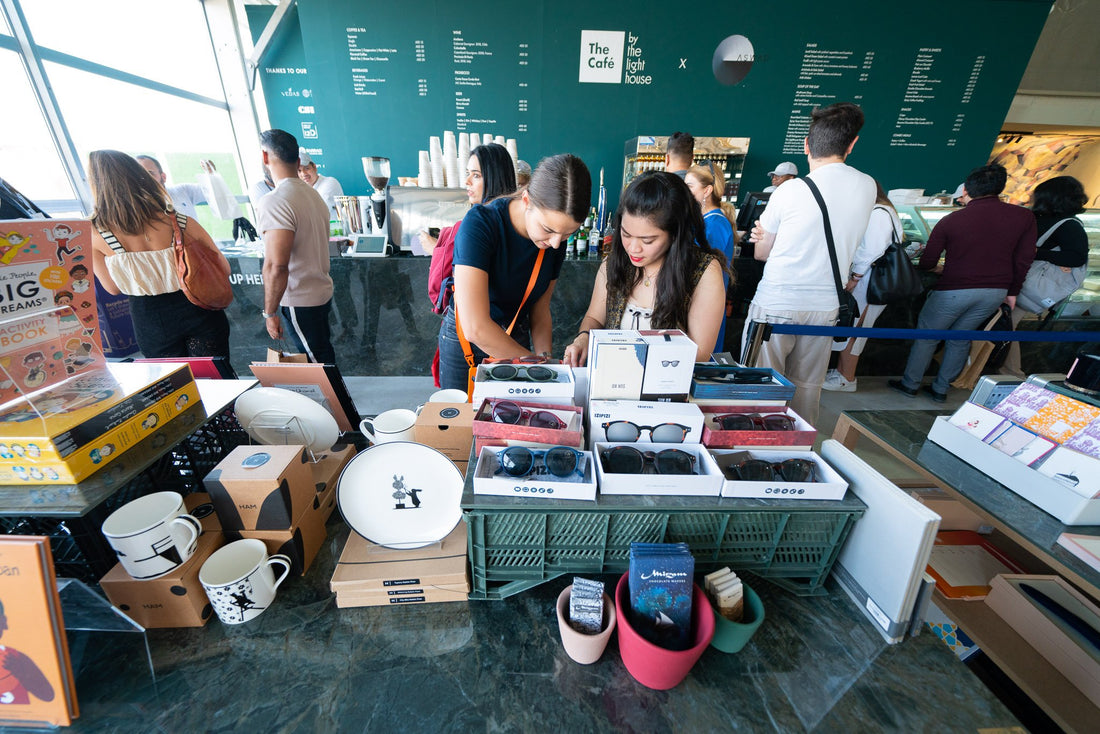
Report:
760,323,1100,342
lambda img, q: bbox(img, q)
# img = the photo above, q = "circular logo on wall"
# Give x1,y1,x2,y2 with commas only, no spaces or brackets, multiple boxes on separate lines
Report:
712,35,755,86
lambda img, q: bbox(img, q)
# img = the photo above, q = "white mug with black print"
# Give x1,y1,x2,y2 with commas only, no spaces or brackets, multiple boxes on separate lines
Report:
101,491,202,580
199,539,291,625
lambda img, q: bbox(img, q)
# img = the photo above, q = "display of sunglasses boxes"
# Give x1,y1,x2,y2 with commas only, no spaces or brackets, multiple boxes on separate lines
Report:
594,441,723,497
100,529,223,629
711,449,849,500
330,521,469,607
928,415,1100,524
689,367,796,402
413,402,474,466
472,398,583,446
226,482,329,576
984,574,1100,703
203,444,316,531
587,399,705,449
0,361,198,484
471,363,576,405
699,406,816,449
472,446,597,501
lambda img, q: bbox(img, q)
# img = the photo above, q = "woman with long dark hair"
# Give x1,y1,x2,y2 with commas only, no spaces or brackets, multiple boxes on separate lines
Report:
88,150,231,359
1002,175,1090,376
437,153,590,392
563,171,728,366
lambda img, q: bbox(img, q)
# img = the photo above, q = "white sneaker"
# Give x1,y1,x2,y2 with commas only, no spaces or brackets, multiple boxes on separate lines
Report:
822,370,857,392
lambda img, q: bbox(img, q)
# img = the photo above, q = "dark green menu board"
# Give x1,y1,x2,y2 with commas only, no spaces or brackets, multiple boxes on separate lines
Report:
273,0,1052,206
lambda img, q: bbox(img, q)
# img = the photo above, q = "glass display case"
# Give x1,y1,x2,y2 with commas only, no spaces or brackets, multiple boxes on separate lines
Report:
622,136,750,202
895,204,958,245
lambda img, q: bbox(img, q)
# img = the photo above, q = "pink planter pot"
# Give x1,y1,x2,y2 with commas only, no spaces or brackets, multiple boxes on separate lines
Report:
613,573,715,690
556,585,616,664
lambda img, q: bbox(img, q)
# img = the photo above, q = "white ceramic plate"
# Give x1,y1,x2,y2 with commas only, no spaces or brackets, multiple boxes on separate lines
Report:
337,442,463,549
234,387,340,454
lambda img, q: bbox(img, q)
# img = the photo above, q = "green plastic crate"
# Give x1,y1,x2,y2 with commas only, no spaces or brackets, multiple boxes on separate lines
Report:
463,489,865,600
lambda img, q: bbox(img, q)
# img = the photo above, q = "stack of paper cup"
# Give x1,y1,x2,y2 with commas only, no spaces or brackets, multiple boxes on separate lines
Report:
506,139,519,166
446,157,461,188
494,135,506,146
458,133,471,165
418,150,433,188
483,133,494,147
429,135,443,162
443,130,457,160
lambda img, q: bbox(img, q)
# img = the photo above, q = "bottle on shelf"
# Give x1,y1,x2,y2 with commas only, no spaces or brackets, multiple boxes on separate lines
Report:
588,209,601,260
574,217,588,260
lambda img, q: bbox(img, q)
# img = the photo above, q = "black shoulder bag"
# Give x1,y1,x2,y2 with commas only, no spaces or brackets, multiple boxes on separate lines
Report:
802,177,860,342
866,207,923,305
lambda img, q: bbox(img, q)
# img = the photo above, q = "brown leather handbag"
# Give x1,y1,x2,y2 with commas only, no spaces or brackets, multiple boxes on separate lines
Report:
169,212,233,310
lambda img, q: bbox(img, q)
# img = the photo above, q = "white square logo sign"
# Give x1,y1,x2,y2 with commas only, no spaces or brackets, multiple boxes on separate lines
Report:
579,30,625,84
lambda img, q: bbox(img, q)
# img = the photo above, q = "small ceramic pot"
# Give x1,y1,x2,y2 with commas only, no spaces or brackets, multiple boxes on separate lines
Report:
709,582,765,653
613,573,715,690
556,585,616,665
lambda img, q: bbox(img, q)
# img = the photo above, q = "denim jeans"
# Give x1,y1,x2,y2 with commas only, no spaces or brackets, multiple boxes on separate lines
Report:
900,288,1007,394
437,308,532,392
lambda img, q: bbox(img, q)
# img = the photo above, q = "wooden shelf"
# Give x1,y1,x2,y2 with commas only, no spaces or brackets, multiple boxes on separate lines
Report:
935,591,1099,734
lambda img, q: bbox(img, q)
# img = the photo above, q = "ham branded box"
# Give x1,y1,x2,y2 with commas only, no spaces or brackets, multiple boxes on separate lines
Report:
203,444,316,531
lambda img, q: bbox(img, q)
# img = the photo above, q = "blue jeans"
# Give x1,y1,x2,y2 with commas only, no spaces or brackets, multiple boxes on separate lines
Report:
281,300,335,364
900,288,1006,394
437,308,531,392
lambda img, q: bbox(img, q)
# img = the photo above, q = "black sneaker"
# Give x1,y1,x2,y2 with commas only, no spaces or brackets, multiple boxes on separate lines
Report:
888,379,918,397
922,385,947,403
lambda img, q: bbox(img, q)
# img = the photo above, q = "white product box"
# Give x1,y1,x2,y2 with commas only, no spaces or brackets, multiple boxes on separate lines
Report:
928,416,1100,524
472,446,596,501
948,401,1012,440
594,441,723,497
587,400,705,449
471,363,576,405
588,331,647,400
1035,446,1100,499
711,448,849,500
639,329,697,399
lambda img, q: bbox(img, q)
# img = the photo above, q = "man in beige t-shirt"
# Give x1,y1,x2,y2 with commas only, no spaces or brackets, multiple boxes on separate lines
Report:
256,129,336,364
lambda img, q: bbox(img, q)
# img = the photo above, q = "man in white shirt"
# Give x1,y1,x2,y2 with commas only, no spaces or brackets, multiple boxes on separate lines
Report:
743,102,876,424
297,150,344,216
256,130,336,364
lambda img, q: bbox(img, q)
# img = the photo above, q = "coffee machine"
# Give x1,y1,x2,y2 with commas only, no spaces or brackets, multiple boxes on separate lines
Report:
341,157,392,257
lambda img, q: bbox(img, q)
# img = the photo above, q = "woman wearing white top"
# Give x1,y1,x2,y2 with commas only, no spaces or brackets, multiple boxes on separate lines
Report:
823,181,902,392
89,150,231,359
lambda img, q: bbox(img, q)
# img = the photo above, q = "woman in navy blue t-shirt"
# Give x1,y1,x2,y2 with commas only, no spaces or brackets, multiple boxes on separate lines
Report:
438,154,591,392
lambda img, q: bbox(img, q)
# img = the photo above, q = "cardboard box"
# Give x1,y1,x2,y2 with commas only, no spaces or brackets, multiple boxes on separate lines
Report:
472,446,597,501
203,444,315,531
335,586,470,608
712,448,849,500
929,416,1100,524
310,442,356,496
472,398,583,446
985,574,1100,702
471,363,575,406
330,521,469,598
414,402,474,465
594,441,723,496
909,488,991,532
588,399,705,449
700,406,816,449
0,362,198,484
229,486,329,575
99,530,223,628
638,329,696,399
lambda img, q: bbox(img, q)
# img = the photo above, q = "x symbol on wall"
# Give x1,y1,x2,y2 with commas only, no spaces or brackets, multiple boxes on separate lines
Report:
679,58,687,69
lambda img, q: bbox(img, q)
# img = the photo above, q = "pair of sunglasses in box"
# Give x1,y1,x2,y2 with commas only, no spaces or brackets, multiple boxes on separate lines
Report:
723,457,817,483
495,445,584,480
599,446,697,475
601,420,691,443
481,364,558,382
712,413,795,432
490,400,567,430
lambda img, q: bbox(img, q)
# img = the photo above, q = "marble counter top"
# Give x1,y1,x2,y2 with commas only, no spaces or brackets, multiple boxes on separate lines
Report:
60,521,1020,733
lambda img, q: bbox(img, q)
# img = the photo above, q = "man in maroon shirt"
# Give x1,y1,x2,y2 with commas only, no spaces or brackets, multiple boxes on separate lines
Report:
890,163,1036,402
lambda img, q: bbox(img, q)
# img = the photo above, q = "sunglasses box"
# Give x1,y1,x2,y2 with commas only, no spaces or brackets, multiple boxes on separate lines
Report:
639,329,697,399
472,398,583,445
594,441,723,497
700,406,816,449
588,331,647,401
588,400,705,450
711,449,849,500
984,574,1100,703
414,402,474,466
203,444,316,531
471,363,576,406
99,529,223,629
472,446,597,501
689,367,796,402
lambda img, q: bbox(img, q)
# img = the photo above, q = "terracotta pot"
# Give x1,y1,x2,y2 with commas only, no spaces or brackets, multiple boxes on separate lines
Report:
556,585,616,665
613,573,715,690
709,582,765,653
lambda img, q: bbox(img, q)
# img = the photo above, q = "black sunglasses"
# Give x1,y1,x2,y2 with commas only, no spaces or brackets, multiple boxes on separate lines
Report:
693,367,772,384
713,413,794,432
599,446,696,475
491,400,566,430
602,420,690,443
485,364,556,382
724,458,817,482
496,446,583,479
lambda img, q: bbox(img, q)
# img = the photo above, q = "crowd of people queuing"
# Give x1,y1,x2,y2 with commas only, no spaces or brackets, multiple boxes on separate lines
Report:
80,103,1090,424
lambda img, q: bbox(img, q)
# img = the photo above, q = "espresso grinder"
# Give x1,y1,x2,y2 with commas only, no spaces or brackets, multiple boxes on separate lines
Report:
355,156,391,256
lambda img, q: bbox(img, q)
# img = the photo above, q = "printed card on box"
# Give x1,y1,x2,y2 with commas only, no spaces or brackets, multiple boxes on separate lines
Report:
1035,446,1100,499
588,331,647,400
948,402,1009,440
992,382,1057,424
1064,419,1100,460
1024,394,1100,443
983,423,1055,466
